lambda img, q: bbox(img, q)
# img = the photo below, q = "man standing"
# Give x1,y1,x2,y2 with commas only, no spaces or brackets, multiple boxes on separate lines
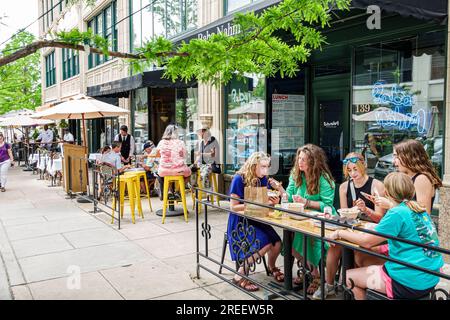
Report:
114,125,135,165
37,125,54,150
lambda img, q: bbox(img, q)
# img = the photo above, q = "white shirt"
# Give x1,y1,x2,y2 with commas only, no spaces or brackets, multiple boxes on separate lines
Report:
63,132,74,143
37,129,54,145
114,133,135,157
101,151,123,170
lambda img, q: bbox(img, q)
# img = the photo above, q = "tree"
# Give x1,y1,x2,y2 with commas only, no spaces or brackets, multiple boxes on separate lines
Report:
0,31,41,115
0,0,351,87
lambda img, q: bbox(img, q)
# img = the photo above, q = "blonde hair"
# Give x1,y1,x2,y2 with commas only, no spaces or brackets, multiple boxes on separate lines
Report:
343,152,367,180
291,144,334,195
236,151,271,186
384,172,426,213
394,139,442,189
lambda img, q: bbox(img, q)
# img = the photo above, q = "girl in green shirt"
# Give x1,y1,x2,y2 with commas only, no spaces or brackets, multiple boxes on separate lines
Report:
273,144,336,294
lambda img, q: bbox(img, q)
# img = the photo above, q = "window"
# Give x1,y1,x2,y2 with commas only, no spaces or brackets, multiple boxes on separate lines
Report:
176,88,199,163
225,0,263,15
45,51,56,87
130,0,198,52
225,74,266,173
62,48,79,80
132,88,149,154
351,31,445,189
88,1,118,69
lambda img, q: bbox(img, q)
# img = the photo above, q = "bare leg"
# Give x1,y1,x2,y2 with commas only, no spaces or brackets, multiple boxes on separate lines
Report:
354,251,386,268
346,266,386,300
267,241,282,269
326,245,342,285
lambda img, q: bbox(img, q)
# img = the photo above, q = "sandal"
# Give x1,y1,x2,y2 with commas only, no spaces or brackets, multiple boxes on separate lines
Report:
269,267,284,282
232,277,259,292
307,277,321,295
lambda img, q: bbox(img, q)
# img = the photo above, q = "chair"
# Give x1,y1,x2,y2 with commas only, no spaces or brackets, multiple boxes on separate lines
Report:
123,171,153,213
112,174,144,224
219,232,270,276
162,175,189,224
191,172,220,213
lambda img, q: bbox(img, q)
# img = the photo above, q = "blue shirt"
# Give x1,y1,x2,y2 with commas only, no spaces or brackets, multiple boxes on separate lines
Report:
375,202,443,290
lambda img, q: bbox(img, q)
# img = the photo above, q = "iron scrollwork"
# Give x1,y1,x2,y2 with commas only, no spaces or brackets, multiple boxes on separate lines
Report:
201,222,212,239
230,217,262,274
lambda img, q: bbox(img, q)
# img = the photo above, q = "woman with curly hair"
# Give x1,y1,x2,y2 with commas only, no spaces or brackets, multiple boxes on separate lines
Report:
227,152,284,292
274,144,336,294
374,139,442,215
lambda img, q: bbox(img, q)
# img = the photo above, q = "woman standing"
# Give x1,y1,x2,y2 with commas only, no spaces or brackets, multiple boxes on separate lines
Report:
330,172,443,300
375,139,442,214
228,152,284,292
273,144,336,294
0,133,14,192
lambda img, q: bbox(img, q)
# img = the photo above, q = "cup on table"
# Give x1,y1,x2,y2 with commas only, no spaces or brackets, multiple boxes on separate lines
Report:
292,195,303,203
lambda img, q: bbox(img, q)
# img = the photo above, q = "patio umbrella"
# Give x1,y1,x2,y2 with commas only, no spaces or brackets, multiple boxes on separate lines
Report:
0,114,54,127
352,106,413,122
31,94,130,148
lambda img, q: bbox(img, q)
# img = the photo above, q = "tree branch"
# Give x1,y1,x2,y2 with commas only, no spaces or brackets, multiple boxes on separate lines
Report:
0,40,188,67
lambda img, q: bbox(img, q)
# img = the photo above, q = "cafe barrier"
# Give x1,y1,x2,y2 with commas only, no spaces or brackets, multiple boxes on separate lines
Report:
193,187,450,300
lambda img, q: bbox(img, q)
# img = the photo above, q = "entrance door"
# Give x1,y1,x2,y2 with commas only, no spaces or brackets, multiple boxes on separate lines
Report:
150,88,176,143
319,99,345,182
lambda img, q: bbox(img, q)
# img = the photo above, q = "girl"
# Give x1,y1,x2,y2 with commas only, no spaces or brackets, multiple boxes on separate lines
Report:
273,144,336,294
374,139,442,214
330,172,443,300
228,152,284,291
312,152,386,299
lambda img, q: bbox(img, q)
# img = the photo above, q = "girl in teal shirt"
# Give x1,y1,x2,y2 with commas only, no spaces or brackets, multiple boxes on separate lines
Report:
273,144,336,294
331,172,444,300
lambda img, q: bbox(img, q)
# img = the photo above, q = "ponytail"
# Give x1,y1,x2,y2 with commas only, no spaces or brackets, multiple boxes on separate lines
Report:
404,200,426,214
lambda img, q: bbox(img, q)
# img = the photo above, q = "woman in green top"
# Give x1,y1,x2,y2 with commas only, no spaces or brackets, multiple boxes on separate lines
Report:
274,144,336,294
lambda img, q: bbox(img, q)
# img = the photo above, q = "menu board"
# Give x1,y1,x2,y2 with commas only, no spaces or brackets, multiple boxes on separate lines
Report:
272,94,305,150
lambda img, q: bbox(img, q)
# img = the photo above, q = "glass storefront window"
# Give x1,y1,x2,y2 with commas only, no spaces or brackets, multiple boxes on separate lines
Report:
225,0,252,14
132,88,149,154
225,74,266,173
176,88,199,164
352,31,445,190
166,0,182,38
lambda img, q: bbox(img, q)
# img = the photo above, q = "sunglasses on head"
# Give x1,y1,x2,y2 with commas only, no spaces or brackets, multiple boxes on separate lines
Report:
342,157,362,165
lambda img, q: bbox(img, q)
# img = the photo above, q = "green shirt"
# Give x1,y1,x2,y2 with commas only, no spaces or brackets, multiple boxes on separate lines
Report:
285,173,336,214
375,202,443,290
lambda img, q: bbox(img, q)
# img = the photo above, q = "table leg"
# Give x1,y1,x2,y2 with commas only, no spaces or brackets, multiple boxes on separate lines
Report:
342,247,355,300
283,230,293,291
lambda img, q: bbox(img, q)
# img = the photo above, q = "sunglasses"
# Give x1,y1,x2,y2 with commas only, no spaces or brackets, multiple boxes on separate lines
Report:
342,157,363,165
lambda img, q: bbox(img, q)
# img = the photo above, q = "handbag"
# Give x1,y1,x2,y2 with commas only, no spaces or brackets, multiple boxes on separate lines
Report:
211,163,221,174
244,178,270,218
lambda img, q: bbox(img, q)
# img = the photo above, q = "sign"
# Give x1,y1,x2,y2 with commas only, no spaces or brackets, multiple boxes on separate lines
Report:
323,121,340,128
272,94,305,149
197,22,241,40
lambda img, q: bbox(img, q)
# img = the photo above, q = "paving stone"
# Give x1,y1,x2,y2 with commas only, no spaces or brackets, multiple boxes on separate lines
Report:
63,228,128,248
11,285,33,300
11,234,74,258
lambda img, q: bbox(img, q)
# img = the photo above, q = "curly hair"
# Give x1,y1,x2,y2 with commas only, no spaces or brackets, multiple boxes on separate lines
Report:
236,151,271,186
290,144,334,195
394,139,442,189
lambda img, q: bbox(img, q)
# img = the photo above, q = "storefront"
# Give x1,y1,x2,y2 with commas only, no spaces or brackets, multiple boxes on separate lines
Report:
222,4,447,215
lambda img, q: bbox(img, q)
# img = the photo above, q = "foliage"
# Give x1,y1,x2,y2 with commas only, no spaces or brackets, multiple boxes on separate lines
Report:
0,31,41,115
59,119,69,129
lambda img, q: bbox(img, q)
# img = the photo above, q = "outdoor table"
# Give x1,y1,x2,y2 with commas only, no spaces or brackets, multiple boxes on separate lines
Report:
89,153,102,162
241,210,365,299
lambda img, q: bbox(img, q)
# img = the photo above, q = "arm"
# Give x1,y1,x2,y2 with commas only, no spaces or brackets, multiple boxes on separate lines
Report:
365,180,386,223
339,182,349,209
333,229,386,249
130,136,135,156
285,176,297,202
307,176,335,212
414,175,434,214
7,145,14,163
230,194,246,212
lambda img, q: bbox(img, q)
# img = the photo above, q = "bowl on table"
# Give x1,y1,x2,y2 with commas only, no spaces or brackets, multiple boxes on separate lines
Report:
337,207,360,220
287,203,307,220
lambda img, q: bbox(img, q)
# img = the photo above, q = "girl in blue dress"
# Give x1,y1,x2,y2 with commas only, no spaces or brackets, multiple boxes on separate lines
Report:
227,152,284,292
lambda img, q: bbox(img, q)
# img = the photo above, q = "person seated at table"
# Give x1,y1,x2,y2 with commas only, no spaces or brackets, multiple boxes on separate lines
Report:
330,172,443,300
228,151,284,292
101,142,131,174
312,152,386,299
97,146,112,164
152,124,191,200
139,140,158,194
272,144,336,295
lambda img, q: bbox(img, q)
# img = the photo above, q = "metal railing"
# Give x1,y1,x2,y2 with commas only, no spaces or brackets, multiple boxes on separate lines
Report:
194,187,450,300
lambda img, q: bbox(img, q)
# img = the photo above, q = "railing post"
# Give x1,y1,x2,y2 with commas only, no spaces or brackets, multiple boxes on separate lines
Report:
283,230,293,291
196,188,200,279
320,221,325,300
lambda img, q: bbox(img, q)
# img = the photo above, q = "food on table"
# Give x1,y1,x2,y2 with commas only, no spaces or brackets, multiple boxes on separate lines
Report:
337,207,360,219
267,190,280,198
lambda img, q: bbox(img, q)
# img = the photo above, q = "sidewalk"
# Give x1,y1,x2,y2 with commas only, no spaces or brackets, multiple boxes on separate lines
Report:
0,167,271,300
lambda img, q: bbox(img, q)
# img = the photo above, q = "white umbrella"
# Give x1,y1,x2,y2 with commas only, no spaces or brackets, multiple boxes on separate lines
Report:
228,100,265,116
32,94,130,148
352,107,413,122
0,114,54,127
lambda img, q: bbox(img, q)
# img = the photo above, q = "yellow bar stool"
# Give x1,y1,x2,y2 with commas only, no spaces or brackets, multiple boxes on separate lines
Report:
162,175,188,224
111,175,143,224
124,171,153,213
192,172,220,213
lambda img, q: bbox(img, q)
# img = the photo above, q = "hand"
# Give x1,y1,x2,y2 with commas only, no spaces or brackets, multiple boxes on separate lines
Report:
329,231,340,246
292,195,305,204
354,199,367,213
121,156,126,162
374,196,393,210
268,196,280,206
269,178,282,191
211,148,216,157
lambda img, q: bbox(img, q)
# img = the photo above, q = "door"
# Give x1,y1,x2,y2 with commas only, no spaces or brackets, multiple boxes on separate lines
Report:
319,99,345,182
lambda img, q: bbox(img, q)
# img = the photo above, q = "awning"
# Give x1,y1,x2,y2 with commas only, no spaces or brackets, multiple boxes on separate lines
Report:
86,69,197,98
351,0,447,24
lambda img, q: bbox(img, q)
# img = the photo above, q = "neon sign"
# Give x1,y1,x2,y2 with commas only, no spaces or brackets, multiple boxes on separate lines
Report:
371,81,431,134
